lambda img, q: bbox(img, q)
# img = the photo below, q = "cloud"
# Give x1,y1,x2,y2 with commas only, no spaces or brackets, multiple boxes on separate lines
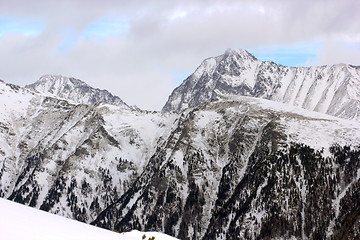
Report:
81,18,130,39
306,41,360,66
0,0,359,110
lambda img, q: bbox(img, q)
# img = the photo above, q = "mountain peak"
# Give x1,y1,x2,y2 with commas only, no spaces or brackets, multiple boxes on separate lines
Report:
38,74,87,84
31,75,89,94
26,75,131,109
223,48,257,60
224,48,240,55
163,49,360,121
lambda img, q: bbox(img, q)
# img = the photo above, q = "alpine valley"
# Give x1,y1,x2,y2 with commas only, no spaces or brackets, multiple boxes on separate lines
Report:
0,49,359,240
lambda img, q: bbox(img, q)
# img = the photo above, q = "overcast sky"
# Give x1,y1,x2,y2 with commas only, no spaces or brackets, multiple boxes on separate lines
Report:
0,0,359,110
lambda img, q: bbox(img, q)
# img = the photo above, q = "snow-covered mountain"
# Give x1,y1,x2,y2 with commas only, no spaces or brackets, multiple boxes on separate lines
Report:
0,79,176,223
1,49,360,240
163,49,360,121
94,96,360,239
26,75,131,109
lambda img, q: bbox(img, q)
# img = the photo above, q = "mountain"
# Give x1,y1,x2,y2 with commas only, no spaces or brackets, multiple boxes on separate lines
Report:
25,74,131,109
0,79,176,223
93,96,360,240
1,49,360,240
163,49,360,121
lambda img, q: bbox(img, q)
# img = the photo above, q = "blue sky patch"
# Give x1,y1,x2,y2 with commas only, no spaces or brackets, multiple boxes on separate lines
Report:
0,18,43,36
81,17,130,39
169,70,192,86
249,40,322,66
56,28,78,52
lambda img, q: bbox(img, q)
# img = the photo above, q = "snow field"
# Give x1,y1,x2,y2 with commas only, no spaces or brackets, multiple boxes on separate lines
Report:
0,198,178,240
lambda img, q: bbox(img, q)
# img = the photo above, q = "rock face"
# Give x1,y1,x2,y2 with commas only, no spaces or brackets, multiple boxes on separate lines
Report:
163,49,360,121
26,75,131,109
1,50,360,240
93,98,360,240
0,79,176,223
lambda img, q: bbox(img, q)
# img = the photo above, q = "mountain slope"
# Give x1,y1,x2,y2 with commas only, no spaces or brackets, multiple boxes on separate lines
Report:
94,96,360,240
0,80,177,223
25,75,131,109
163,49,360,121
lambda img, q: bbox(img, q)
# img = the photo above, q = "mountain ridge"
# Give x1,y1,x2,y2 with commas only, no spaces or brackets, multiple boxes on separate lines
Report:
163,49,360,122
25,74,132,109
0,49,360,239
92,96,360,239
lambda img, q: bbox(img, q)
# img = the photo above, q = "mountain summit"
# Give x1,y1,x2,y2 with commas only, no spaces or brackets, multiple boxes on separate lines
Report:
26,75,131,109
163,49,360,121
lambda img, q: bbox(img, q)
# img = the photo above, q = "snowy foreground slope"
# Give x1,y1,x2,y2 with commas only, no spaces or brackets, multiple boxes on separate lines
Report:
0,198,178,240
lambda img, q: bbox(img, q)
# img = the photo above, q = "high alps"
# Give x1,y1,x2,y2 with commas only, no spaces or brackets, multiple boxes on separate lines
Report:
1,49,359,240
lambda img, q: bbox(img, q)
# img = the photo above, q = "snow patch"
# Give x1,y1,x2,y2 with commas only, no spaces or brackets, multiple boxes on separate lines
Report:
0,198,178,240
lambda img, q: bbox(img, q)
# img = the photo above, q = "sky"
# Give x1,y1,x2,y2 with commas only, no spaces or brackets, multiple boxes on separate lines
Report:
0,0,359,110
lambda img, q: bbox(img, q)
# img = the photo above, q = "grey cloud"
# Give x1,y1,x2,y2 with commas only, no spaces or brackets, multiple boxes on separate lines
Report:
0,0,359,110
